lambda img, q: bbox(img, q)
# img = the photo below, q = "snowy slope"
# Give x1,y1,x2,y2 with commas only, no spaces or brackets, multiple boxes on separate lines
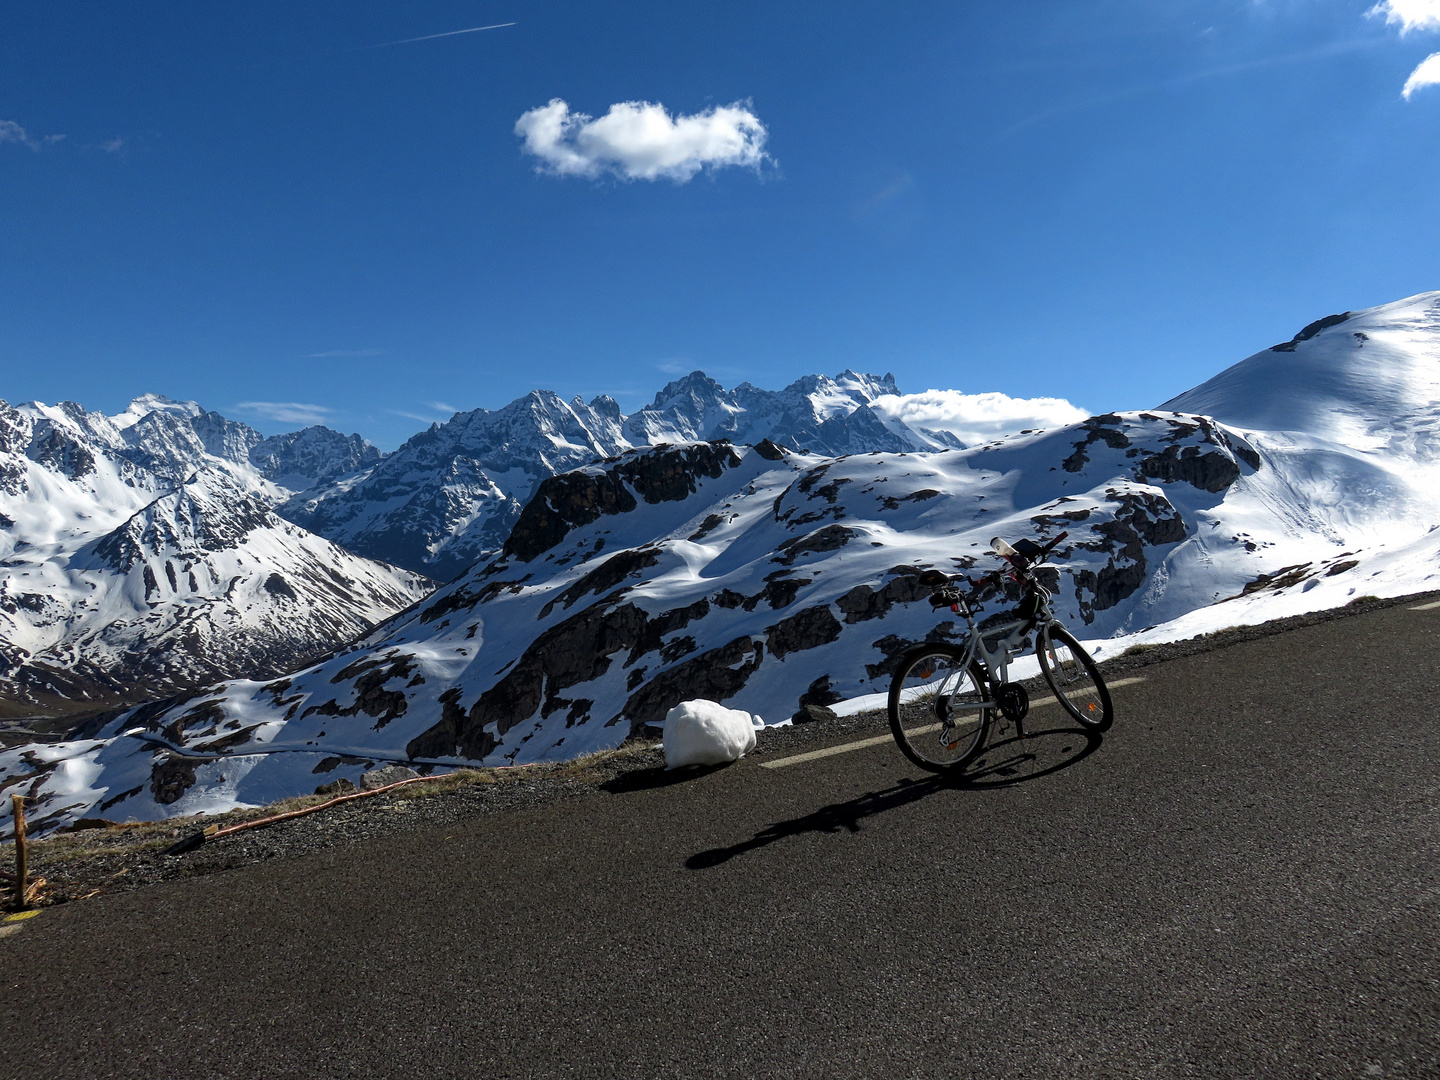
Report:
8,290,1440,833
0,399,431,717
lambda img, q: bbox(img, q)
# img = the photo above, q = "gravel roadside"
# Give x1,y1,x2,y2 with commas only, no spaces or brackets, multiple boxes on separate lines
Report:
5,588,1433,912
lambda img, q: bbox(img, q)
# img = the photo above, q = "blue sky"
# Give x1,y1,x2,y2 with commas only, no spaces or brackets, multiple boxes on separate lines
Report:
2,0,1439,448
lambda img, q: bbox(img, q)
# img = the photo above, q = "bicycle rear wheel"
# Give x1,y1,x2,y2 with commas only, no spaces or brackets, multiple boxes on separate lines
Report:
1036,623,1113,731
888,644,992,772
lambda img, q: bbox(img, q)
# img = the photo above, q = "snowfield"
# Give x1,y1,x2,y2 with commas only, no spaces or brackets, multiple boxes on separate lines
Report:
5,290,1440,834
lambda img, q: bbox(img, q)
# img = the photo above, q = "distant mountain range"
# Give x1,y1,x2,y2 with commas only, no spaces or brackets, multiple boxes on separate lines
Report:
9,290,1439,833
281,369,961,582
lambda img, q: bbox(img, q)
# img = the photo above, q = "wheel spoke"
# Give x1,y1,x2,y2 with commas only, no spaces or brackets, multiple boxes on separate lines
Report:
888,645,991,770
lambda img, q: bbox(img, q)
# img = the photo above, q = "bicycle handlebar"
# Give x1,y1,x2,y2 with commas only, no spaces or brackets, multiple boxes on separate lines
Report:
925,530,1071,609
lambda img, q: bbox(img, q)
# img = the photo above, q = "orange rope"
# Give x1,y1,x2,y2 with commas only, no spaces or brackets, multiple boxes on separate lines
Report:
204,772,454,840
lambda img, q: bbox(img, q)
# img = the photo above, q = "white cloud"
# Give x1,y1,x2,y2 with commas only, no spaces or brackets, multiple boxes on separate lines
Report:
515,98,770,182
1370,0,1440,34
0,120,63,151
235,401,332,426
1402,50,1440,95
869,389,1091,447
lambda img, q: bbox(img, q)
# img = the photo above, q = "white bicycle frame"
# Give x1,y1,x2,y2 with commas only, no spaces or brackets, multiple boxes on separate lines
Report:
950,583,1059,706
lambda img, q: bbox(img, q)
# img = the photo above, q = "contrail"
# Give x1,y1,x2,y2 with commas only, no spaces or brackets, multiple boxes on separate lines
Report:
363,22,516,50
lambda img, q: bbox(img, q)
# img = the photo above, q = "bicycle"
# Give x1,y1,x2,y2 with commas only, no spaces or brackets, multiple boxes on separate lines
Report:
887,531,1113,773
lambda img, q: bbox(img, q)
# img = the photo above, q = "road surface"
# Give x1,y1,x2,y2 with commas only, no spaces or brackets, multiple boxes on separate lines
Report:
3,601,1438,1078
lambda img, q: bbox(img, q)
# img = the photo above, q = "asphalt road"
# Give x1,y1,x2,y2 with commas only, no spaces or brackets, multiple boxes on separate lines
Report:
3,602,1438,1079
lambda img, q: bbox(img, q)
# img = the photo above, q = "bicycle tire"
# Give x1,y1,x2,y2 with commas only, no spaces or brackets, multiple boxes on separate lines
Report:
1036,623,1113,731
888,643,993,772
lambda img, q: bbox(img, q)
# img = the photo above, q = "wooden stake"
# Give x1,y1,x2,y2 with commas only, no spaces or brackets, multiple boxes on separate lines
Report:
11,794,28,911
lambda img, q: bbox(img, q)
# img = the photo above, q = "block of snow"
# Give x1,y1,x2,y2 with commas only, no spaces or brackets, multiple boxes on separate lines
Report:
663,700,760,768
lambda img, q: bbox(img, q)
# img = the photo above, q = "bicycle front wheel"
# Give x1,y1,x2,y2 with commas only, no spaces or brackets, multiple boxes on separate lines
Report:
888,644,992,772
1036,624,1113,730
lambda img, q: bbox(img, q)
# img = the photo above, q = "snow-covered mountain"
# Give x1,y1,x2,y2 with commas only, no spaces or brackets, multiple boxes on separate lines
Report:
279,390,632,583
33,392,384,495
280,371,961,581
622,369,963,453
0,398,430,719
9,290,1440,832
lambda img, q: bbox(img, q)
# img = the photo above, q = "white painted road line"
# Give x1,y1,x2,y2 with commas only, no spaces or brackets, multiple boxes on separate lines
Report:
761,677,1147,770
1408,600,1440,611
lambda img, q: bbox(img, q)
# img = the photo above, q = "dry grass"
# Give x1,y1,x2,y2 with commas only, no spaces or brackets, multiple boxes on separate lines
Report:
13,742,662,876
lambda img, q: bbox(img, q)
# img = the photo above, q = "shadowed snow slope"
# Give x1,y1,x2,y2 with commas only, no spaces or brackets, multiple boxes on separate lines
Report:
0,399,430,718
7,291,1440,833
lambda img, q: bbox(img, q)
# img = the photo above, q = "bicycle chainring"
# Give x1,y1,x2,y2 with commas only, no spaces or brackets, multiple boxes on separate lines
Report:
997,682,1030,723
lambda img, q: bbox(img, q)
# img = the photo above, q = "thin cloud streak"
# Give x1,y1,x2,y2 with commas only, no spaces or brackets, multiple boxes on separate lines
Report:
235,401,332,426
355,23,516,52
999,37,1388,138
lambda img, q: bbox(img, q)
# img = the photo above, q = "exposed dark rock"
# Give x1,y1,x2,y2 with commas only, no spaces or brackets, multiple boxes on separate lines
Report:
1062,415,1132,472
305,652,416,727
1326,559,1360,576
659,635,697,663
615,635,765,731
742,575,811,611
713,589,746,609
834,566,935,624
539,546,661,618
313,778,356,796
775,524,858,565
1071,488,1187,622
504,441,743,562
263,573,298,601
798,675,843,708
417,585,479,624
27,422,96,479
465,598,651,742
192,726,262,754
753,439,787,461
405,687,484,760
1271,312,1350,352
1233,563,1313,597
863,625,963,681
791,703,839,724
149,755,198,805
162,699,226,744
1135,444,1240,493
687,514,724,541
879,488,941,510
626,599,711,666
766,604,842,659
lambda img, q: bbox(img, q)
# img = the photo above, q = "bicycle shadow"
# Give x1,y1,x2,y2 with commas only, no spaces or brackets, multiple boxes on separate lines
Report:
684,722,1103,870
